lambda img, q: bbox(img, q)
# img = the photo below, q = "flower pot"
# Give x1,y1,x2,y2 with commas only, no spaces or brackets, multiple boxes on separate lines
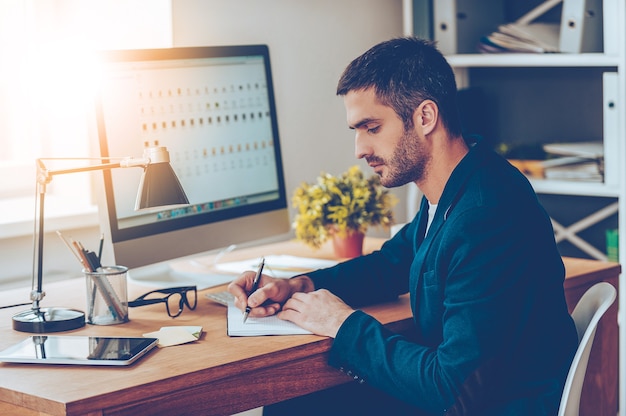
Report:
332,230,365,259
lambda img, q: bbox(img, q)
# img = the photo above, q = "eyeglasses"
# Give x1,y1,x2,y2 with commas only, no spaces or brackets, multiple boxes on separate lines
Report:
128,286,197,318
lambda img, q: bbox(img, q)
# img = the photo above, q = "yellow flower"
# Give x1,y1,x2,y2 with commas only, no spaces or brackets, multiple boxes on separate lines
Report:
291,165,398,248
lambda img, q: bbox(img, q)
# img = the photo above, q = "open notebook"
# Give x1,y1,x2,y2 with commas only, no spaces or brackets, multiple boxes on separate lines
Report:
226,301,312,336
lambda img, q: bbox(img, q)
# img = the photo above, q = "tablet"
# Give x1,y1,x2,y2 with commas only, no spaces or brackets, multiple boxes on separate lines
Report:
0,336,158,366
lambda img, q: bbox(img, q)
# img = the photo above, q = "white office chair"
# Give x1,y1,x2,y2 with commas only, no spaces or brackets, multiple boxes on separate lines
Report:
557,281,616,416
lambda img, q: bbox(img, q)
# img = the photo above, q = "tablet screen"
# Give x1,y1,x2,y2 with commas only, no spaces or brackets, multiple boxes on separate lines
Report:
0,336,158,366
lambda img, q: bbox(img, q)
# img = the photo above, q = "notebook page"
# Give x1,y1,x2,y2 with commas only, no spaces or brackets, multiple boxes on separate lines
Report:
226,301,312,336
216,255,338,278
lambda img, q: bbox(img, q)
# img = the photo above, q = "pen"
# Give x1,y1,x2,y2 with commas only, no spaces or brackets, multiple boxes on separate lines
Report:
243,256,265,323
86,250,101,271
98,233,104,262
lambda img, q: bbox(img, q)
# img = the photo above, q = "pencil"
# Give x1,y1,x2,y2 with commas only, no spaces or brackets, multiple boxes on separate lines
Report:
71,239,92,272
56,231,83,264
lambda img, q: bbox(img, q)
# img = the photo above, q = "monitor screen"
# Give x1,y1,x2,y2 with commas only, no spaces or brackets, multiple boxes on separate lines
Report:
95,45,290,275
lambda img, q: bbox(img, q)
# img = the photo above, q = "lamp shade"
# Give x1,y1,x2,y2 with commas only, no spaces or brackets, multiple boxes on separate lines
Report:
135,162,189,210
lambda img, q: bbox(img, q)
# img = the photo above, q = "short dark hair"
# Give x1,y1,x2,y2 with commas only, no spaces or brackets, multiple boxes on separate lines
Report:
336,37,462,136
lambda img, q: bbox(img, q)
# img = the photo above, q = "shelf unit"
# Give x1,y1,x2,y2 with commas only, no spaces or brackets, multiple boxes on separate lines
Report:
403,0,625,415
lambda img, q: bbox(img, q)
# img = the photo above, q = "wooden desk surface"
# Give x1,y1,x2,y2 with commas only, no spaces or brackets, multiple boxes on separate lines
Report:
562,255,621,287
0,238,619,415
0,238,409,416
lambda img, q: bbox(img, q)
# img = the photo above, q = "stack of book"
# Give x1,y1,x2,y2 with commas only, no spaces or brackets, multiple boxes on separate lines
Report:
541,142,604,182
507,141,604,183
479,0,562,53
478,22,560,53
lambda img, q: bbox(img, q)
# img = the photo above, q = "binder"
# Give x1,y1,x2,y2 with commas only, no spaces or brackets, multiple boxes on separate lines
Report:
411,0,433,40
602,71,619,187
434,0,505,54
602,0,618,55
559,0,603,53
433,0,457,54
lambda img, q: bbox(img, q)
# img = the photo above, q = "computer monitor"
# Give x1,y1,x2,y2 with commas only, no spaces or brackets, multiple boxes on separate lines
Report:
95,44,290,277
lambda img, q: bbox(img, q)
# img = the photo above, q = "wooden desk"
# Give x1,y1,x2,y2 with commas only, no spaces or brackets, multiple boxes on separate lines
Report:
0,238,411,416
0,239,619,415
562,257,621,416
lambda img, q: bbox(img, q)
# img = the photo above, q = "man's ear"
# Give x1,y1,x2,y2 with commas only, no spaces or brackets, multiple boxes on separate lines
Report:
413,100,438,135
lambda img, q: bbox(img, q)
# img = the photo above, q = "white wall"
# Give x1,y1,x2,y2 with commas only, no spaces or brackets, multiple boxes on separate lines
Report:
0,1,408,287
171,0,408,226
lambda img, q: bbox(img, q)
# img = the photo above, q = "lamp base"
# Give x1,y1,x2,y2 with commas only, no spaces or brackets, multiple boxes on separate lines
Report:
12,307,85,333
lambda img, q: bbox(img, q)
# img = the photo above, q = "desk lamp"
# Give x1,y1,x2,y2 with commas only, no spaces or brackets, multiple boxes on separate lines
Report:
12,144,189,333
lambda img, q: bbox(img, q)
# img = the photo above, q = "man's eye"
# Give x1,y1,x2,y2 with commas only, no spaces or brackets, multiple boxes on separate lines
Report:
367,126,380,134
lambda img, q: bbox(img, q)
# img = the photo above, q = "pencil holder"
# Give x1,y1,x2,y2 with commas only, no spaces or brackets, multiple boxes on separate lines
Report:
84,266,129,325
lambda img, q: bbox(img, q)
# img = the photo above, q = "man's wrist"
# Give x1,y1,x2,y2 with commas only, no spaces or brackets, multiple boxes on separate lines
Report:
289,275,315,294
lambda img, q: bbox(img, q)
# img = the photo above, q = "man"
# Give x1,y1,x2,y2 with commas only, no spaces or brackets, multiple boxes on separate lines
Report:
228,37,577,415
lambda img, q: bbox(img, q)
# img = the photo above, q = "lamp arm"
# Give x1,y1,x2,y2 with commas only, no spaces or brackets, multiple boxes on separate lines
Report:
41,162,122,179
36,145,171,186
37,158,152,187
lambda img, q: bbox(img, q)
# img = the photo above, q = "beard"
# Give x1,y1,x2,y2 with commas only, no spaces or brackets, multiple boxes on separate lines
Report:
369,128,429,188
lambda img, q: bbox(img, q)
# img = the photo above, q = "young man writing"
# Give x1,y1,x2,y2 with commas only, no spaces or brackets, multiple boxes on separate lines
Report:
229,37,577,415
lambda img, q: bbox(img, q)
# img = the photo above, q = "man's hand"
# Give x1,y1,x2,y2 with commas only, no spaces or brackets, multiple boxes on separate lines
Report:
278,289,356,338
228,273,315,318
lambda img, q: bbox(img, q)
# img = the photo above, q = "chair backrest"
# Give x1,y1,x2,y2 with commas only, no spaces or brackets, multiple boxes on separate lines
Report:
557,281,616,416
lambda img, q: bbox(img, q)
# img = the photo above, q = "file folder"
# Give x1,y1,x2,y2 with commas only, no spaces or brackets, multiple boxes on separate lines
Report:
410,0,433,40
602,0,618,55
434,0,505,54
602,71,619,187
559,0,603,53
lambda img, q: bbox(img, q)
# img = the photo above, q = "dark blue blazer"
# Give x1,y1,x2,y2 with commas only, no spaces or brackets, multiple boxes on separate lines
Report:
308,139,578,415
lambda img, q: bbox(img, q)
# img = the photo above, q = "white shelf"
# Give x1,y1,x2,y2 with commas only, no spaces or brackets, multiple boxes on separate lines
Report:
529,179,621,198
447,53,620,68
